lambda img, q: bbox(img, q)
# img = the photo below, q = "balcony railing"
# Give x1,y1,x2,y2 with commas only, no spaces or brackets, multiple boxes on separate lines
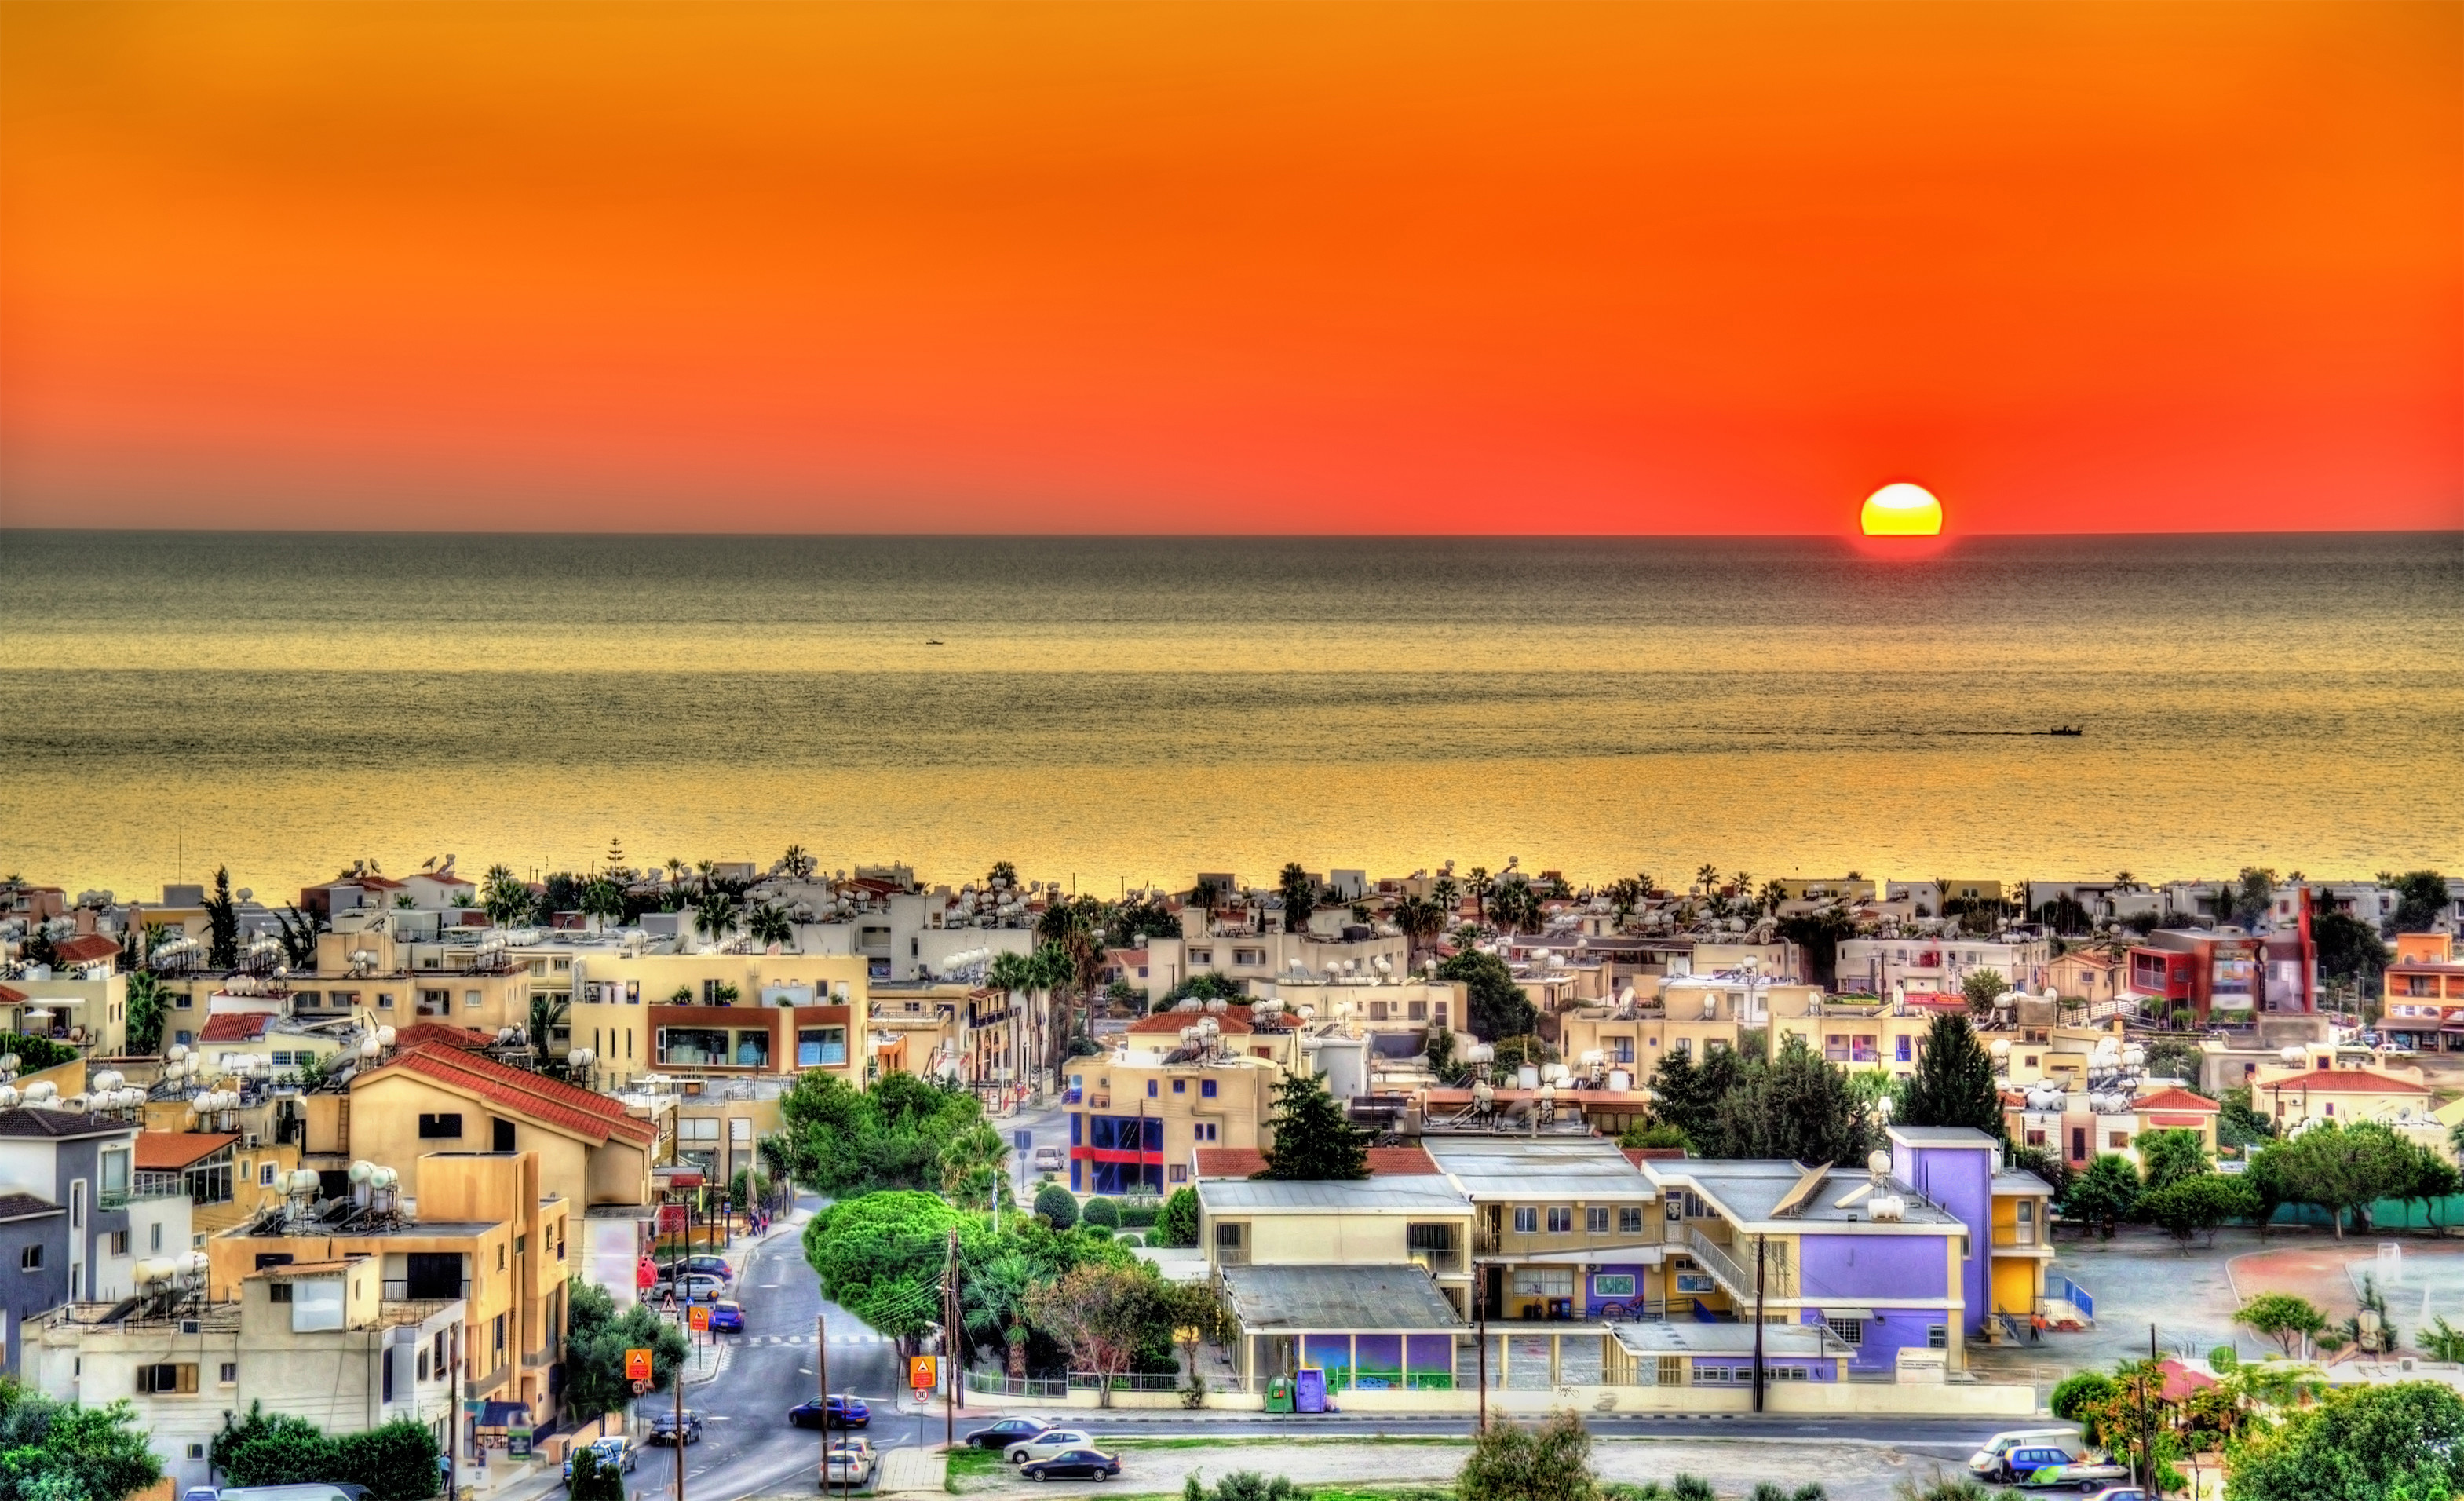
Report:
1685,1224,1793,1299
1409,1247,1462,1274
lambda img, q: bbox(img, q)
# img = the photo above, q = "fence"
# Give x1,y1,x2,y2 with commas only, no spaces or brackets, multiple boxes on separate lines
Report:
1067,1371,1184,1393
2050,1276,2094,1321
967,1372,1068,1399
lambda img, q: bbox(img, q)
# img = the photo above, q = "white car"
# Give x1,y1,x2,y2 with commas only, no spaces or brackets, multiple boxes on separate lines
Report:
823,1438,877,1487
1006,1429,1097,1465
1033,1146,1066,1173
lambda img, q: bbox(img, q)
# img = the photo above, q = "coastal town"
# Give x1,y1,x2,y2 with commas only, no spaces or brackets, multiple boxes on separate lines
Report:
0,854,2458,1501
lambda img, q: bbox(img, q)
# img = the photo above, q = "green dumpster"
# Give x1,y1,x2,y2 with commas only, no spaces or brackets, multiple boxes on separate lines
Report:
1264,1376,1295,1414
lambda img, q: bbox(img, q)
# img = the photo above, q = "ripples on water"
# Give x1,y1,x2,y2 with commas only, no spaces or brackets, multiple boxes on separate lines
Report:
2,531,2457,895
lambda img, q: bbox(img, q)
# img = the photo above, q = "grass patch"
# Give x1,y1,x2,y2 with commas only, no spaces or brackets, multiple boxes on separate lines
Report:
947,1445,1006,1491
1103,1437,1466,1452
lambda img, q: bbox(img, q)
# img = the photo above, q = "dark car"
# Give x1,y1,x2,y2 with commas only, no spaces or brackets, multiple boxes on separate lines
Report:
681,1254,733,1281
789,1394,871,1430
647,1410,706,1445
963,1418,1053,1450
1020,1449,1121,1484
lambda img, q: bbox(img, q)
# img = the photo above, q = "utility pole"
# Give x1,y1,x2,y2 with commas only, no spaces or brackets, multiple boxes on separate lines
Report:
2141,1324,2158,1492
944,1226,962,1444
444,1324,459,1501
673,1337,687,1501
1751,1236,1767,1413
817,1311,834,1501
1473,1269,1488,1433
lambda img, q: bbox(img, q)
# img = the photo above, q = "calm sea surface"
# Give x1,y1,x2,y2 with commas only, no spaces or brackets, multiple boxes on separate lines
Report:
1,531,2459,899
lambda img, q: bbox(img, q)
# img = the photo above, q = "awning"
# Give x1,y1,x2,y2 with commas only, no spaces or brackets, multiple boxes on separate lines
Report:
1819,1306,1875,1320
476,1401,531,1426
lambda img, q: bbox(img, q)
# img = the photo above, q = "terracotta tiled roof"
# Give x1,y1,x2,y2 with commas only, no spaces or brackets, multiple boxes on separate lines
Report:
391,1022,495,1050
199,1012,273,1043
357,1043,659,1146
52,936,119,965
1622,1146,1689,1163
136,1131,239,1170
2131,1087,2220,1113
1130,1005,1254,1035
354,875,407,890
1190,1145,1437,1179
0,985,25,1005
2263,1067,2428,1094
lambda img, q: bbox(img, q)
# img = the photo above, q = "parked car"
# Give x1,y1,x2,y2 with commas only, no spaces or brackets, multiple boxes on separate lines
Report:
790,1394,871,1430
822,1437,878,1487
681,1254,733,1281
1006,1430,1097,1465
964,1418,1053,1450
709,1300,745,1334
564,1437,638,1483
1020,1448,1122,1484
216,1489,372,1501
659,1273,728,1302
1969,1432,2086,1482
2015,1459,2132,1493
1032,1146,1066,1173
2082,1488,2150,1501
648,1410,706,1445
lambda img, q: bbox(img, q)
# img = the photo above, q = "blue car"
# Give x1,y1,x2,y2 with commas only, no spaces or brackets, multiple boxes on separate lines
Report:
789,1394,870,1430
709,1300,744,1334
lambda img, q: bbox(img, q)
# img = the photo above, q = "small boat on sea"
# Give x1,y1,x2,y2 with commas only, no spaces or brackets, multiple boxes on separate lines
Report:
2046,725,2083,736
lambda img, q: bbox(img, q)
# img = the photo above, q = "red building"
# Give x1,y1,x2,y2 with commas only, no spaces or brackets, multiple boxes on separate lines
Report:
2128,916,2315,1023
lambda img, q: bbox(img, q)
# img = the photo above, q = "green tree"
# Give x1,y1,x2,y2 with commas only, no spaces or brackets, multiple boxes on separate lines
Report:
2050,1371,2119,1441
1901,1014,2004,1138
271,904,322,968
2139,1174,2256,1251
779,844,817,879
1714,1036,1875,1167
1392,894,1447,954
1645,1046,1747,1154
1261,1069,1369,1181
0,1389,162,1501
746,900,794,951
2271,1121,2417,1239
2135,1127,2212,1192
2234,1292,2327,1358
1151,1186,1200,1248
2063,1154,2141,1240
122,971,166,1055
803,1192,976,1344
210,1404,339,1487
691,888,742,947
772,1069,1006,1196
579,875,626,933
1960,968,2010,1020
1025,1262,1165,1405
1436,949,1538,1042
1776,904,1854,989
2218,1087,2276,1151
334,1419,444,1501
2387,871,2453,935
527,992,568,1072
1183,1473,1308,1501
2310,908,2389,995
1277,863,1316,933
560,1276,688,1421
1617,1122,1692,1152
568,1446,622,1501
203,866,240,969
1459,1410,1597,1501
2226,1381,2464,1501
1488,875,1542,935
480,864,531,928
1082,1196,1122,1229
1035,1183,1080,1229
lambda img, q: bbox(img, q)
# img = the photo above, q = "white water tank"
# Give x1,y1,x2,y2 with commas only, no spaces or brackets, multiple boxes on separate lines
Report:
1608,1069,1632,1093
1517,1065,1541,1090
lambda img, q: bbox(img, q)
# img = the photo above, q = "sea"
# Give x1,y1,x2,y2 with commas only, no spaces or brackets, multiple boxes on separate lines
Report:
1,530,2459,902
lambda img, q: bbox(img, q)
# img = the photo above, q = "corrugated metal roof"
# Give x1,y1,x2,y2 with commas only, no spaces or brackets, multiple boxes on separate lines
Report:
1218,1264,1462,1330
1197,1176,1468,1212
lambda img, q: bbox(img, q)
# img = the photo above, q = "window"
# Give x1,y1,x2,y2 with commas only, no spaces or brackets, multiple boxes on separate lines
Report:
377,992,395,1010
1619,1206,1644,1234
418,1112,465,1139
797,1027,848,1067
465,990,483,1011
383,1349,396,1403
2108,1131,2130,1149
1546,1207,1572,1234
1510,1267,1573,1297
260,1163,278,1185
1168,1164,1187,1183
1147,1080,1157,1098
1926,1324,1949,1349
1192,1122,1217,1141
135,1363,198,1393
149,1224,162,1252
658,1028,729,1065
1586,1207,1610,1234
418,1350,431,1381
269,1282,294,1303
1200,1079,1217,1099
1513,1207,1539,1234
108,1229,130,1256
1826,1317,1864,1346
188,1444,206,1460
1895,1035,1912,1062
219,1363,237,1384
270,1050,293,1067
100,1149,129,1194
20,1245,41,1271
1172,1079,1185,1094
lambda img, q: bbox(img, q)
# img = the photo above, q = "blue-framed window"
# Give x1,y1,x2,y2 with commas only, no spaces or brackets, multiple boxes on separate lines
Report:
1201,1079,1217,1098
1895,1035,1912,1062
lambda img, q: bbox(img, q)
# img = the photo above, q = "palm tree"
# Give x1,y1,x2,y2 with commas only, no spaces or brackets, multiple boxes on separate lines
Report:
779,845,816,879
664,857,688,889
481,864,531,928
692,889,743,948
1696,863,1721,897
962,1251,1040,1379
1466,867,1493,922
1393,895,1444,958
527,992,569,1072
272,905,322,968
747,901,794,951
579,876,626,933
987,860,1017,888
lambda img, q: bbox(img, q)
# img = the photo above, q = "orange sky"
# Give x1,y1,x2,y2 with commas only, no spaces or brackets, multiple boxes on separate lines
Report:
2,1,2458,535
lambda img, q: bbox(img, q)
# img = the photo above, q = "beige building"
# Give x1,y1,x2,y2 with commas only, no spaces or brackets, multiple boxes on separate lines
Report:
563,951,871,1090
209,1150,571,1427
31,1257,462,1496
312,1043,658,1209
1063,1046,1279,1196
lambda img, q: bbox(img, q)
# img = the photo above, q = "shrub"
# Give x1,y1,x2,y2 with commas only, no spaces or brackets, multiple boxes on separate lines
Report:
1460,1411,1597,1501
1115,1202,1161,1229
2050,1371,2117,1442
570,1446,622,1501
1034,1183,1079,1229
2210,1346,2238,1371
1152,1187,1200,1248
1184,1474,1308,1501
1082,1196,1122,1229
1117,1232,1143,1247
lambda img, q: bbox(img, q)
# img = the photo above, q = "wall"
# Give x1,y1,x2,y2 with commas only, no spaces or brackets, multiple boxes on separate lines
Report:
1795,1232,1954,1374
1893,1138,1993,1337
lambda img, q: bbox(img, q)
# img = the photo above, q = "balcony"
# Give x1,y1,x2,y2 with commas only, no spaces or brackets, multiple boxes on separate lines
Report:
1685,1224,1793,1299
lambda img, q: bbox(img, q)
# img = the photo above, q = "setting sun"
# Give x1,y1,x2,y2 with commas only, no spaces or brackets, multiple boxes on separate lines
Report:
1860,483,1944,536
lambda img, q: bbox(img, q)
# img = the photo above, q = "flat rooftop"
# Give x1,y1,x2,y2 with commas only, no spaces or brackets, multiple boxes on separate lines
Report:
1423,1138,1657,1201
1198,1176,1469,1214
1608,1320,1853,1358
1219,1264,1462,1331
1642,1160,1960,1229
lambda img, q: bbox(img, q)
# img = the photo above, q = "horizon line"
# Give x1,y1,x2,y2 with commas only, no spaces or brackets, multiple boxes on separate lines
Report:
5,525,2459,542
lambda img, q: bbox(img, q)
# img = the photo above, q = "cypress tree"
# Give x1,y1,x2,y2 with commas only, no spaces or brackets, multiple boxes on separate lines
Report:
1260,1070,1369,1180
1902,1013,2005,1138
